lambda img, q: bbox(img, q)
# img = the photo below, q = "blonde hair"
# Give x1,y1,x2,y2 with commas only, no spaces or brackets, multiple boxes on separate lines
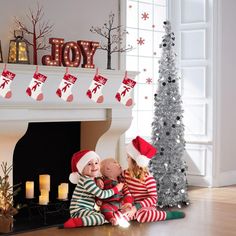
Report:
128,158,149,181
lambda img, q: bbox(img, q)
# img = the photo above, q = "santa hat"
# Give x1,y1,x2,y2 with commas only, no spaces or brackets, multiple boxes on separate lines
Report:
126,136,157,167
69,150,100,184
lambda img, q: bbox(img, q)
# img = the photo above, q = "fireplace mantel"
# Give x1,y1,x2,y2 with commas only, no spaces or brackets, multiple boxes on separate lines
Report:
0,64,138,184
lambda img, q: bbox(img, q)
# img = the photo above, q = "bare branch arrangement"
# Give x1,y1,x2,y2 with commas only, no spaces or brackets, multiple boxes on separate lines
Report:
0,162,20,217
14,2,53,65
90,12,132,69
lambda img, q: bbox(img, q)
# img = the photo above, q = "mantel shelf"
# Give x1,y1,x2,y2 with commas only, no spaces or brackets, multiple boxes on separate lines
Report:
0,63,138,77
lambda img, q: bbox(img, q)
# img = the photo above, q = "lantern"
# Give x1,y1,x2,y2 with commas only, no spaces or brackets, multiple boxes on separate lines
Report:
8,30,30,64
0,40,3,63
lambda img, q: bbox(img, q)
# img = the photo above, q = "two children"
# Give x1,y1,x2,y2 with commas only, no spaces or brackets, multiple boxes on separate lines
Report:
63,150,123,228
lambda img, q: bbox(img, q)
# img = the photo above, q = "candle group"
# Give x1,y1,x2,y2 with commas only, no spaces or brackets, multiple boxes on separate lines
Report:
25,174,69,205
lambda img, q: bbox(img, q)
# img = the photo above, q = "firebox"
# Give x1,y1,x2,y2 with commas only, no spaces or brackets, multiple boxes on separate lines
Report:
12,121,80,231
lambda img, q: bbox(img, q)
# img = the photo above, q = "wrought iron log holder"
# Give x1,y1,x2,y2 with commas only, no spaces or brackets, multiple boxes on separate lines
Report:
26,199,69,225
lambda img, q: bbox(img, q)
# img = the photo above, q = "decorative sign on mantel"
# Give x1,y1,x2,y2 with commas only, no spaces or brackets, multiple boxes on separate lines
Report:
42,38,99,69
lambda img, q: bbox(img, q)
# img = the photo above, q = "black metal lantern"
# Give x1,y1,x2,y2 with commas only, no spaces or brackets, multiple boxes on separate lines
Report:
8,30,30,64
0,40,3,63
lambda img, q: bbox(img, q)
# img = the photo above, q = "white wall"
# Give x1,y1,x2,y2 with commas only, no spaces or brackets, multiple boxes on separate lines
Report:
219,0,236,172
214,0,236,186
0,0,119,69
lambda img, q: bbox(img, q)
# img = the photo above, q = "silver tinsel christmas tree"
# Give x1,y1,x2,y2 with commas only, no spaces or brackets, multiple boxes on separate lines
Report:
149,21,189,208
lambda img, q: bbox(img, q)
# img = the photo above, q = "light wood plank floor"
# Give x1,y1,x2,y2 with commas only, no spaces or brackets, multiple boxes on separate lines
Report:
13,185,236,236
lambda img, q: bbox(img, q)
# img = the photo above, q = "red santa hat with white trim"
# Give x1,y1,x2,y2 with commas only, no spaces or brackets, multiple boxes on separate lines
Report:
69,150,100,184
126,136,157,167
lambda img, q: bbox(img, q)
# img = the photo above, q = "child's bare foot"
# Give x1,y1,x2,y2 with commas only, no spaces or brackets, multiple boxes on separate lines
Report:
110,218,118,226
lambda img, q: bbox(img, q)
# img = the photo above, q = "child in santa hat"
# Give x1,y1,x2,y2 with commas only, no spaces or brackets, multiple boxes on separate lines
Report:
63,150,124,228
121,136,185,222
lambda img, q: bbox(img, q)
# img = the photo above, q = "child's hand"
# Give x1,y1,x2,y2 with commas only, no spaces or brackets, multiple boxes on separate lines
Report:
96,178,104,189
124,206,137,218
96,200,103,207
110,217,118,226
120,203,132,213
116,182,124,192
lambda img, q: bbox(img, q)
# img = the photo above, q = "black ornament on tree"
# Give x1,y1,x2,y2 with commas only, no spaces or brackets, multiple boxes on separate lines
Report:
162,82,166,86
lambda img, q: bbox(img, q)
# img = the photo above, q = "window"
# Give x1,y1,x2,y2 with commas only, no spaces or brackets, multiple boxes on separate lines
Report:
123,0,213,186
125,0,167,142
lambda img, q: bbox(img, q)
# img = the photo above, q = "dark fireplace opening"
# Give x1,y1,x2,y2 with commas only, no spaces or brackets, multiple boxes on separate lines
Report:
11,121,81,234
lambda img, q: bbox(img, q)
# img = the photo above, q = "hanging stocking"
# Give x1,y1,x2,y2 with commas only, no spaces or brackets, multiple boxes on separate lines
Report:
0,69,16,99
26,72,47,101
115,76,136,107
56,73,77,102
86,74,108,103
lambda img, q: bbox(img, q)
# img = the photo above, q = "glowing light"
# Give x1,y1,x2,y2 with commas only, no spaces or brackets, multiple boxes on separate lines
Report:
117,216,130,228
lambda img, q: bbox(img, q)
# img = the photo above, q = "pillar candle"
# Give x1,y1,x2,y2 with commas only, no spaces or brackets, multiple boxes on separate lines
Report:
39,195,48,205
40,189,49,203
39,174,50,191
61,183,69,194
58,183,68,200
25,181,34,199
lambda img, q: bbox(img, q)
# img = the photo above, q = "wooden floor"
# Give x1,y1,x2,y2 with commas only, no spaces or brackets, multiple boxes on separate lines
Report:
14,185,236,236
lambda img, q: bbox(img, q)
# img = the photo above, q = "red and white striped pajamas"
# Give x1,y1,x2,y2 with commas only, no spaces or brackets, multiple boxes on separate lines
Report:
98,176,133,222
124,170,167,223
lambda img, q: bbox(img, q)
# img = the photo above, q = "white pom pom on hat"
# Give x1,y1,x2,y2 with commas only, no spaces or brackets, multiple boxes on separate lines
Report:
126,136,157,167
69,150,100,184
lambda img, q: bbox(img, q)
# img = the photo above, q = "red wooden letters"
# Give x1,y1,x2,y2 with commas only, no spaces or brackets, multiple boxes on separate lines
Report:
42,38,99,68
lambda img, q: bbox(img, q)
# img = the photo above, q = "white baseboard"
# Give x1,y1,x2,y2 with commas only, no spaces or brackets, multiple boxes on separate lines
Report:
188,170,236,187
187,175,213,187
216,170,236,187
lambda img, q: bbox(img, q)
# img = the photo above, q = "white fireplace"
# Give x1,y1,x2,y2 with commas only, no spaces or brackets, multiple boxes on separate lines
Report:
0,63,137,185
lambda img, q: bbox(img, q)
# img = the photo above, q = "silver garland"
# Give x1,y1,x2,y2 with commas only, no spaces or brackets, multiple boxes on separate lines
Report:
149,21,190,208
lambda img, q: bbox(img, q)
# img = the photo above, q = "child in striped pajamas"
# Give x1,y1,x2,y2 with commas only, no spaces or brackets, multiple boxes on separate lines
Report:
121,136,185,223
97,158,133,225
63,150,124,228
